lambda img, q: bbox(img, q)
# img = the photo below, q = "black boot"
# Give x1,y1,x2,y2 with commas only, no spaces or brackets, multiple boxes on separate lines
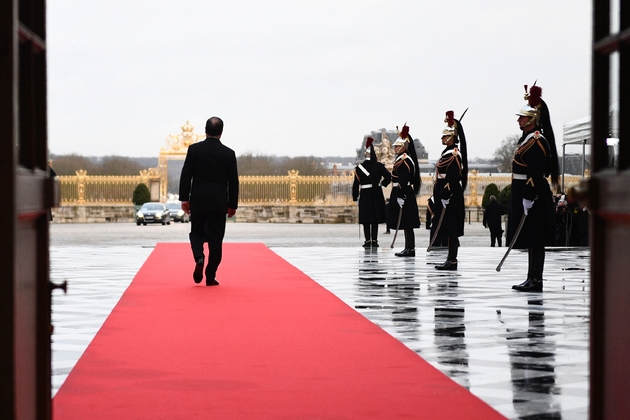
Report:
371,240,379,248
435,260,458,271
512,278,543,292
395,248,415,257
362,240,372,248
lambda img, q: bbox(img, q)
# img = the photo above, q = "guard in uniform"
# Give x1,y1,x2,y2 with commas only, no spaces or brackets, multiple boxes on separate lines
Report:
352,137,392,248
387,124,421,257
432,111,468,270
508,85,559,292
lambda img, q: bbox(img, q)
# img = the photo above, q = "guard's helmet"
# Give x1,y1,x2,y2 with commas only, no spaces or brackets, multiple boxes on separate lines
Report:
393,137,408,148
517,85,543,126
365,137,377,160
394,124,410,148
440,110,469,190
441,110,458,143
365,137,373,153
517,83,560,188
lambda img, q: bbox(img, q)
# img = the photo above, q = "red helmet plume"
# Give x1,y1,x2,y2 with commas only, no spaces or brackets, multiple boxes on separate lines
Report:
365,137,374,149
528,86,542,107
444,110,455,127
400,124,409,140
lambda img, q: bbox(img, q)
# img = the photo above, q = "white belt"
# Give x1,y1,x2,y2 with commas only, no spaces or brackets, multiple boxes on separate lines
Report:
512,174,527,180
436,173,446,179
393,182,410,187
360,184,372,189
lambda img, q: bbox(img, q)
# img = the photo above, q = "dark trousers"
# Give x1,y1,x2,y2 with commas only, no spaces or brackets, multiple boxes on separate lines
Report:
527,246,545,281
363,224,378,242
190,209,227,280
447,236,459,261
404,228,415,249
490,230,502,247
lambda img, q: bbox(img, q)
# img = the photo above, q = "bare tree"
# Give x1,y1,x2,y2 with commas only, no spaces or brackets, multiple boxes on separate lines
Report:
92,156,144,175
238,153,278,175
50,154,97,175
50,154,144,175
493,135,520,172
237,154,327,176
280,156,327,176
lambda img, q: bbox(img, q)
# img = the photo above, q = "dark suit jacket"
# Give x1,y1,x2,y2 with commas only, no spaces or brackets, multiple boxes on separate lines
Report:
483,200,504,234
179,136,239,212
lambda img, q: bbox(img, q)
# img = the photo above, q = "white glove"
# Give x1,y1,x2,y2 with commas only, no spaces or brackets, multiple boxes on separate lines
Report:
523,198,534,215
441,198,450,208
397,197,405,208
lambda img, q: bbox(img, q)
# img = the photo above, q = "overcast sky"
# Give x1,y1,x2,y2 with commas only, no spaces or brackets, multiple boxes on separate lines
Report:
47,0,592,161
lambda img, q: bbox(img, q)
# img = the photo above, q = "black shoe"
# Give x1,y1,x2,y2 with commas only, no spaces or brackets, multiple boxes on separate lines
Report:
193,260,204,284
206,279,219,286
371,240,379,248
435,260,458,270
362,240,372,248
395,248,415,257
384,230,391,234
512,278,542,292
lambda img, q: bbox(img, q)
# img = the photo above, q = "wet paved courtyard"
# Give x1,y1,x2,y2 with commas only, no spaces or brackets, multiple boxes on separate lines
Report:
50,223,590,419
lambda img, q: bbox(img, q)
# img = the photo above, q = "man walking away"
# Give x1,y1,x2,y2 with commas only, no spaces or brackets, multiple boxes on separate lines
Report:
179,116,239,286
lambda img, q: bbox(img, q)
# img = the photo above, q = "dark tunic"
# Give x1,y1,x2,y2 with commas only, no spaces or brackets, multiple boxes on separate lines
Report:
352,158,391,224
432,144,465,238
506,129,555,248
387,153,420,230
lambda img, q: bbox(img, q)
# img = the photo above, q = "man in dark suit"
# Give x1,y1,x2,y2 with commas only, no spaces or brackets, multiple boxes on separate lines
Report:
179,117,239,286
483,195,504,247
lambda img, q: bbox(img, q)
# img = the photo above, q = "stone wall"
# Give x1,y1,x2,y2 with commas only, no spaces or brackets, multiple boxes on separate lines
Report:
51,205,495,224
51,205,359,224
52,206,138,223
235,205,357,224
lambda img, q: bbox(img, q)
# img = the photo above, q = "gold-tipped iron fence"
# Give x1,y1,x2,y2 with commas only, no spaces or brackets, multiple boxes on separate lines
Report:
57,169,587,207
58,170,148,205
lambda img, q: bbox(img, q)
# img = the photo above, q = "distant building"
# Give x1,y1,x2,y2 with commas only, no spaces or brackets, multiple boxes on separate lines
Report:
323,162,355,176
355,129,429,171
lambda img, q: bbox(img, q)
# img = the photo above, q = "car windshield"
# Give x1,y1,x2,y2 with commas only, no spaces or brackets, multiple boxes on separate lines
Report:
141,203,163,211
166,203,181,210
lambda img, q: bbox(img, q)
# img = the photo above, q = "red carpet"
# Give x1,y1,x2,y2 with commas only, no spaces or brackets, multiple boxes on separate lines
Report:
53,243,504,419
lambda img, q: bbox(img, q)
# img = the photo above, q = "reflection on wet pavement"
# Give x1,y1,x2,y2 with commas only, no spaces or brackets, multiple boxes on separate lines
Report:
50,243,589,419
274,246,590,420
